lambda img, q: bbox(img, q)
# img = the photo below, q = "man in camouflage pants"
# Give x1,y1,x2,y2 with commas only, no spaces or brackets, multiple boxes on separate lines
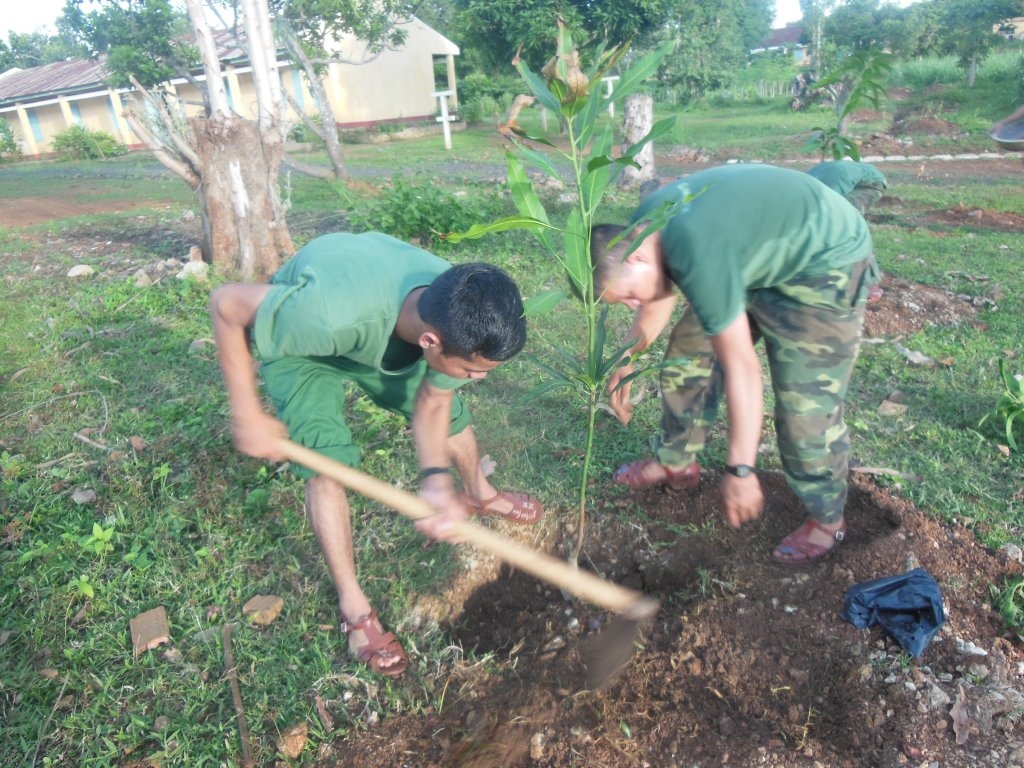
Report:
590,164,877,564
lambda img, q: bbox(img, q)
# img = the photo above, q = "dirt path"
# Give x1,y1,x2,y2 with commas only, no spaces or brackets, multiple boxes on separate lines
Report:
0,195,170,228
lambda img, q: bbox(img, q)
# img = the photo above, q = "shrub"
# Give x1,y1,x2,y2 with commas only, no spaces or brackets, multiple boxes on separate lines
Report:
287,117,324,144
459,72,494,104
460,95,501,126
52,125,128,160
0,117,21,161
347,177,510,245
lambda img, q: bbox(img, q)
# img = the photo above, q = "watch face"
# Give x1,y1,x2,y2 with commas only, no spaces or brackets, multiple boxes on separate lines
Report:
728,464,754,477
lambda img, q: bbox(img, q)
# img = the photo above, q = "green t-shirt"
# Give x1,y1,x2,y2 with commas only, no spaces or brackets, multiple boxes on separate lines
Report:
631,164,873,335
807,161,887,195
254,232,467,390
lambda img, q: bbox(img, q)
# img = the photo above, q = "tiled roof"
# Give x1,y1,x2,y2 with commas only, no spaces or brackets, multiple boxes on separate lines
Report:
0,58,111,102
763,24,805,49
0,29,254,106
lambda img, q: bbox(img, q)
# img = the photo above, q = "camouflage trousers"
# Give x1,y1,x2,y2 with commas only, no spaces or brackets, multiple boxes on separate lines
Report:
845,185,885,215
655,257,877,523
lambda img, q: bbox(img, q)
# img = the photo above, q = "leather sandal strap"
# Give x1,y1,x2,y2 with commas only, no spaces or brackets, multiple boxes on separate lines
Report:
341,607,378,635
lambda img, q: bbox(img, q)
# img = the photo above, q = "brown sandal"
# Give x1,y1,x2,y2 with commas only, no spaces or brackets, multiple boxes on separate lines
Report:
343,609,408,677
772,519,847,565
460,490,544,524
613,458,701,489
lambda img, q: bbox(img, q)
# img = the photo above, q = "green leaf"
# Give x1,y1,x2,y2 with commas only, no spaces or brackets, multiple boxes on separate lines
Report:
442,215,559,244
572,75,607,151
506,153,556,254
507,153,550,225
514,59,562,115
1000,359,1022,396
521,378,575,404
612,39,674,102
562,208,590,299
506,125,557,148
580,126,614,213
514,143,562,180
524,290,568,317
597,337,642,381
527,353,590,388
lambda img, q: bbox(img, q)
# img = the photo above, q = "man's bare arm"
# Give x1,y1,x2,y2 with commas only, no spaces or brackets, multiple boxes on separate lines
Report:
209,283,288,460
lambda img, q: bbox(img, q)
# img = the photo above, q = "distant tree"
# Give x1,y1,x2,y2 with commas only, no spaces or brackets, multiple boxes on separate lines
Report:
73,0,293,279
934,0,1023,87
61,0,194,87
412,0,458,34
640,0,772,102
268,0,419,181
1,30,88,68
799,0,838,67
886,1,946,58
736,0,775,52
823,0,888,51
451,0,673,74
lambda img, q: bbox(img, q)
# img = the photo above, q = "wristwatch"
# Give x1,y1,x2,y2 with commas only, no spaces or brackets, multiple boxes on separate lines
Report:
725,464,756,478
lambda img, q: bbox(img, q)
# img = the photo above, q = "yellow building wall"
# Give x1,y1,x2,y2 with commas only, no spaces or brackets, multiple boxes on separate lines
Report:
5,90,134,157
2,19,457,156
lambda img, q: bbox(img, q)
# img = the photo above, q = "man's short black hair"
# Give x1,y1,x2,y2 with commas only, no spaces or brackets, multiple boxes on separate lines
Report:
589,223,630,296
418,263,527,361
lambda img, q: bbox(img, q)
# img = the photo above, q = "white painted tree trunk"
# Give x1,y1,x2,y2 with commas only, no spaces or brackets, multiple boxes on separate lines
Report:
618,94,655,190
127,0,294,281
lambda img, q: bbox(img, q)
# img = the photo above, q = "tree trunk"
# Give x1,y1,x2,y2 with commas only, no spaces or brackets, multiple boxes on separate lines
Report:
282,28,349,181
966,54,978,88
192,115,294,281
618,94,655,190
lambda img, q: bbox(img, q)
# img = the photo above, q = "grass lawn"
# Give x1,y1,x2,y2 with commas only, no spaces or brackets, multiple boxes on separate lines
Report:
1,85,1022,765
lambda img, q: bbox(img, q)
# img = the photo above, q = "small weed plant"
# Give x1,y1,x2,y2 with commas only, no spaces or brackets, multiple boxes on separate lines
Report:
979,359,1024,452
995,577,1024,635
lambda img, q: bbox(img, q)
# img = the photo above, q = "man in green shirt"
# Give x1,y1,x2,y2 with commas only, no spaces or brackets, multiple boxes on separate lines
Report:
807,160,887,302
210,232,543,676
590,164,877,565
806,160,887,215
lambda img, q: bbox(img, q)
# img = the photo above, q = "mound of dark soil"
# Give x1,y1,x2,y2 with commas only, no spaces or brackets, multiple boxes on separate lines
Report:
318,473,1024,768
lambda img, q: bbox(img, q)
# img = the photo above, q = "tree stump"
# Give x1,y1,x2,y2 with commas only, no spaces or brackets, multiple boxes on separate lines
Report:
619,94,655,190
191,115,294,281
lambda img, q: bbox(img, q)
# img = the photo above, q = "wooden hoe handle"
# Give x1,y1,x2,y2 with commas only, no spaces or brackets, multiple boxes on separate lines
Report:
281,439,651,616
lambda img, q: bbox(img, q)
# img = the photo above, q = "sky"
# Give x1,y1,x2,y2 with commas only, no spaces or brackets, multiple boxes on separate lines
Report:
5,1,809,37
775,0,803,27
4,0,70,36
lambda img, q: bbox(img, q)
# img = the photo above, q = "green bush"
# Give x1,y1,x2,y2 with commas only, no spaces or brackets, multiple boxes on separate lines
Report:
458,72,522,104
347,177,511,245
460,95,501,126
287,117,324,144
0,117,21,161
51,125,129,160
459,72,494,103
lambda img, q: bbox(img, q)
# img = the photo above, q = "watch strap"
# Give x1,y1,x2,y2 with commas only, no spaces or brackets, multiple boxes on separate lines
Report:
725,464,756,477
